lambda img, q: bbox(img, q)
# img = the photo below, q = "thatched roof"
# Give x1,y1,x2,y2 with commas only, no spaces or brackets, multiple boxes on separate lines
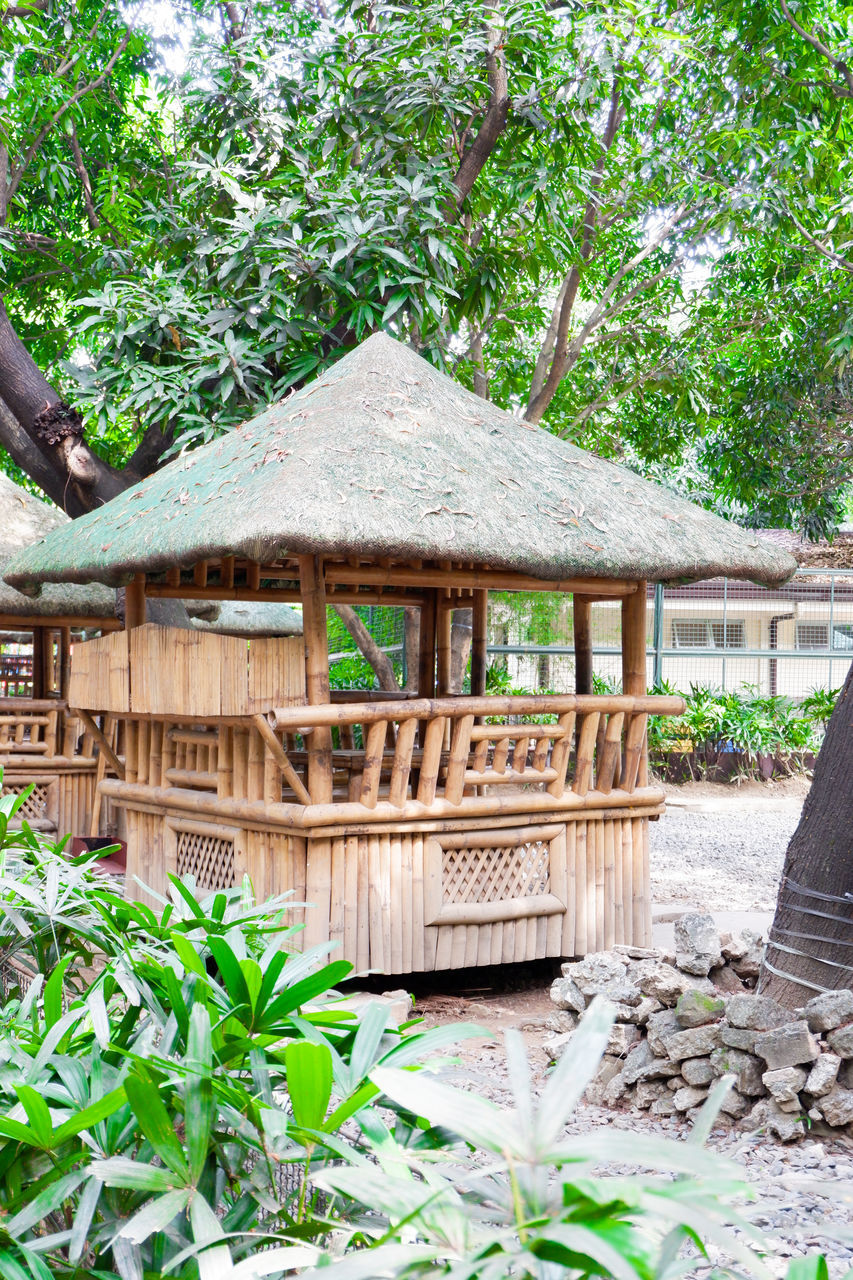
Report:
0,472,117,620
192,602,303,636
4,334,796,591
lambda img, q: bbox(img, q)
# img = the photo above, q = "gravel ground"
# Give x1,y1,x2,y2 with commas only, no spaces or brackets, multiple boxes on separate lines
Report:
416,779,853,1276
649,782,807,911
437,1029,853,1278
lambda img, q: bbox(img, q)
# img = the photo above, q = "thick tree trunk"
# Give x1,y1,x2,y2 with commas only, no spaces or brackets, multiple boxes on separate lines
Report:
759,662,853,1005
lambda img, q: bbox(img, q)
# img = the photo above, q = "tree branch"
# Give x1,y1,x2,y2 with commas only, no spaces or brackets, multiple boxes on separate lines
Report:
6,31,131,209
525,73,625,422
780,0,853,95
333,605,400,691
448,24,510,211
68,126,99,231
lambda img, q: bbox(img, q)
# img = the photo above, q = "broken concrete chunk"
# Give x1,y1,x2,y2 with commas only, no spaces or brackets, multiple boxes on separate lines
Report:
607,1023,642,1057
712,964,749,995
719,931,748,962
803,990,853,1034
635,1079,669,1109
633,959,713,1007
621,1039,681,1085
718,1088,749,1117
754,1021,820,1071
729,930,764,979
746,1098,804,1142
681,1056,716,1087
549,976,586,1014
665,1023,723,1062
647,1008,682,1055
622,995,664,1026
674,912,723,976
675,989,725,1028
560,952,641,1004
545,1011,578,1035
650,1093,678,1116
816,1086,853,1127
721,1025,758,1052
805,1053,841,1098
673,1084,709,1111
709,1047,766,1095
725,993,787,1031
762,1066,807,1107
826,1023,853,1059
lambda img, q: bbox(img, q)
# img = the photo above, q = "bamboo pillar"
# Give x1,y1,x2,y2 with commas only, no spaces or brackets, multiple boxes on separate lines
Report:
31,627,45,699
125,575,147,629
417,590,437,748
621,584,647,697
470,589,488,696
436,602,452,696
298,554,333,804
573,596,592,695
59,626,72,701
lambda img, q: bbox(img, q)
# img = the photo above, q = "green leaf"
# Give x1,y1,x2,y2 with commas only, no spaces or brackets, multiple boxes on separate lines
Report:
184,1006,214,1182
90,1157,179,1192
119,1187,192,1245
14,1085,53,1148
124,1072,188,1180
285,1041,333,1131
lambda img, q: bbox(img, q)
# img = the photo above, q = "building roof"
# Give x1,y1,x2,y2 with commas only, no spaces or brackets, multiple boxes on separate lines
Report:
192,601,303,637
0,472,117,620
4,333,797,592
757,529,853,570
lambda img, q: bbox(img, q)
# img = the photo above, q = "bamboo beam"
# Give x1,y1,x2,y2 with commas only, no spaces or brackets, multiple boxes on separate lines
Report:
573,596,593,695
251,714,312,805
273,693,685,729
144,583,425,606
298,554,333,804
125,575,147,629
324,564,639,596
71,708,126,780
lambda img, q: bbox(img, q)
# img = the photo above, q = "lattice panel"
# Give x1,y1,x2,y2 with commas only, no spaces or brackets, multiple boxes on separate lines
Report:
1,784,50,823
176,829,235,889
443,841,550,905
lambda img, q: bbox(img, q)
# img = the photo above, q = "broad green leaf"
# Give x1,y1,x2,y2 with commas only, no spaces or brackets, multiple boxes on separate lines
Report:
285,1041,333,1131
124,1073,188,1180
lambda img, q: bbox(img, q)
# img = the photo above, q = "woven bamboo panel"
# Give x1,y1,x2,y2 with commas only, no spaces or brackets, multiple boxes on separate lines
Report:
247,637,305,711
69,632,129,712
442,841,551,905
175,827,236,890
1,781,51,824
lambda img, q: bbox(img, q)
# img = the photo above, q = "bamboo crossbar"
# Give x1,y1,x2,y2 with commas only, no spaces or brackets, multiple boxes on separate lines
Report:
272,693,684,730
0,698,63,713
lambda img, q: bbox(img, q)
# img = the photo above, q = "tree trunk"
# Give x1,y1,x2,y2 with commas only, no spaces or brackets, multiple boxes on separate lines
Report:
759,662,853,1005
333,605,399,691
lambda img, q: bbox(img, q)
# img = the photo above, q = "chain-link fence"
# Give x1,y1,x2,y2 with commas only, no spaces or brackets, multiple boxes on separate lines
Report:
490,570,853,699
329,570,853,700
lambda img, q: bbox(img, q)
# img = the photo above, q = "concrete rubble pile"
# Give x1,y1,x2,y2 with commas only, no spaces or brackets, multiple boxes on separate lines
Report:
549,912,853,1141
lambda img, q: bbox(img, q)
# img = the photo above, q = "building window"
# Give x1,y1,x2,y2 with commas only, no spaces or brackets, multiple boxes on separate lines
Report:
671,619,746,649
796,622,853,651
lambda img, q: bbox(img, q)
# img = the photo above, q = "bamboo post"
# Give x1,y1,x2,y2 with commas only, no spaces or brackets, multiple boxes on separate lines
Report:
417,591,437,749
436,604,452,697
622,583,648,784
58,626,72,702
125,575,147,629
298,555,333,805
31,628,45,699
470,590,488,696
573,596,592,695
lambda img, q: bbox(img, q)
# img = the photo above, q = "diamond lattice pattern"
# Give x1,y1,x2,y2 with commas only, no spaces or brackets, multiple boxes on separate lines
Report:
443,841,550,905
176,830,236,889
1,784,49,822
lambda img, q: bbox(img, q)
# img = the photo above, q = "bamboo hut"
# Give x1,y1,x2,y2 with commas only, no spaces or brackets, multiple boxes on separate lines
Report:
5,334,796,969
0,473,121,835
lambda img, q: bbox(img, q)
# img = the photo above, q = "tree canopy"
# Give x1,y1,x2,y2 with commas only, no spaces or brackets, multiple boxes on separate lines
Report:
1,0,852,533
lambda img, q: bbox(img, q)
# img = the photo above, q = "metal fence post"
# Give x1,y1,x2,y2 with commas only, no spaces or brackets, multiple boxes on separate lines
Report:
653,583,664,689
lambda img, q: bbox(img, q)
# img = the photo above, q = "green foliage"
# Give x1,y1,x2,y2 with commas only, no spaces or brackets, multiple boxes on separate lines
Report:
7,0,853,529
647,682,828,770
0,789,839,1278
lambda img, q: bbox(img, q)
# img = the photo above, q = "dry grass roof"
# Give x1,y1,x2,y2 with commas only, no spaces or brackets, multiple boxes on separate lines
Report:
0,472,117,620
5,333,796,592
